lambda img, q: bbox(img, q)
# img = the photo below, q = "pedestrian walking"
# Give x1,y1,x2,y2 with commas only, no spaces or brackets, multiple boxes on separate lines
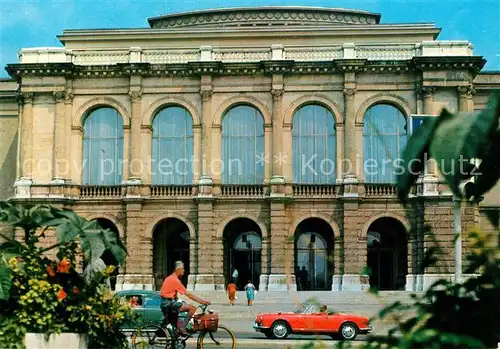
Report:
227,280,237,306
244,280,256,306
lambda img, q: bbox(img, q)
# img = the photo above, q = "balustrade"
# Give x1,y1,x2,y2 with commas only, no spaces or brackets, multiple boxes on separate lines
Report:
364,183,397,196
79,185,126,198
220,185,265,197
292,184,339,197
150,185,194,197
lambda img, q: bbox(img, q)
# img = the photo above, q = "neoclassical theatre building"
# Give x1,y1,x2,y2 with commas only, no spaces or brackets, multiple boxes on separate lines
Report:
0,7,499,292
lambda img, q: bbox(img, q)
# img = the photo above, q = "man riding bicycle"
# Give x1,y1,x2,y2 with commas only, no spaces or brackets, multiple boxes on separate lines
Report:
160,261,211,336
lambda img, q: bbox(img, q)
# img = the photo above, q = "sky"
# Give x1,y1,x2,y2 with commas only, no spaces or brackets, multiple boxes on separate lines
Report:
0,0,499,78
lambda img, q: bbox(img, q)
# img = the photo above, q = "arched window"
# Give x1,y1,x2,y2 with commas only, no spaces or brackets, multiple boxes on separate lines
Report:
363,104,407,183
292,105,336,183
82,107,123,185
152,106,193,185
222,105,264,184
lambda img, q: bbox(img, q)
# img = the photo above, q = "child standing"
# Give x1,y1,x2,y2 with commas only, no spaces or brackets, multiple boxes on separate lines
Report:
227,280,237,306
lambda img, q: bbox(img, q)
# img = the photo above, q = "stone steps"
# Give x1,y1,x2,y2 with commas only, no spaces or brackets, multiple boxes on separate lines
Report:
193,291,420,304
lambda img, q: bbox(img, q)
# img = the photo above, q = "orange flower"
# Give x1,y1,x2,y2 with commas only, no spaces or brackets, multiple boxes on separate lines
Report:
57,258,71,273
46,265,56,277
57,288,67,300
72,286,80,295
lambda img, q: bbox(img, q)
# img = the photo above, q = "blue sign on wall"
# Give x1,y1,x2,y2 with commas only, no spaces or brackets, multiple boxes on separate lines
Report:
409,114,435,134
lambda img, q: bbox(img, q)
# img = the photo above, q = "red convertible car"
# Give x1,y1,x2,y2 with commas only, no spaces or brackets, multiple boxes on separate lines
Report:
253,303,372,340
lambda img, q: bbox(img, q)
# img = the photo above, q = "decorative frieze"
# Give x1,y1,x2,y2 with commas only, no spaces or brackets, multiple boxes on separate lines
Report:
417,86,436,99
148,8,380,29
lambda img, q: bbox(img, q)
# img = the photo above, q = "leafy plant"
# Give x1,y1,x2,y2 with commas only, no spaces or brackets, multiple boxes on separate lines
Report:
0,202,132,348
331,92,500,349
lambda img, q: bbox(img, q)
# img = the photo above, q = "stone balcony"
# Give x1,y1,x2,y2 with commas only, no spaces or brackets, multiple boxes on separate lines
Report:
18,41,474,66
12,180,437,201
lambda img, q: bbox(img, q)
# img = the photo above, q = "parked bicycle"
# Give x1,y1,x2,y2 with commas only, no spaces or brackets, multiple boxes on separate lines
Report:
132,303,236,349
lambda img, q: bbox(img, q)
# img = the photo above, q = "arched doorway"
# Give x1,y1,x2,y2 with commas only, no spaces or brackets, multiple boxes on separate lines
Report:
223,218,262,290
366,217,408,290
294,218,334,291
152,218,190,289
95,218,120,291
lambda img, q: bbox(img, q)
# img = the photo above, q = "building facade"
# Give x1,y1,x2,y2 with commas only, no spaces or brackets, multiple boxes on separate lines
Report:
1,7,499,292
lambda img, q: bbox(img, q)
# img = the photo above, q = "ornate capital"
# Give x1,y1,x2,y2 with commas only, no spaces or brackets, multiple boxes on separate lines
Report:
18,92,34,105
343,88,356,98
271,89,284,101
53,91,66,103
200,90,213,102
64,92,75,105
129,90,143,102
417,86,436,99
457,85,476,99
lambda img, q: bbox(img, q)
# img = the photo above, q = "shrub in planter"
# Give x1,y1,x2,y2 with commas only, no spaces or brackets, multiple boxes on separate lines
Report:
0,202,134,349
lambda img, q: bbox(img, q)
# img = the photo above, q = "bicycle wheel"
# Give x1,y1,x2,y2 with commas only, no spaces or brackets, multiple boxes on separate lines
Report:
198,325,236,349
131,323,171,349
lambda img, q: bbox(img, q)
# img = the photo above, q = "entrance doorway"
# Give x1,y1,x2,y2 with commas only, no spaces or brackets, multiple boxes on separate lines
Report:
95,218,120,290
294,218,334,291
366,217,408,290
223,218,262,290
152,218,190,289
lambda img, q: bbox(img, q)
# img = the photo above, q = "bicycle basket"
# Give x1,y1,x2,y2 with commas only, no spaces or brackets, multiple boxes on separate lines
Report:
194,313,218,332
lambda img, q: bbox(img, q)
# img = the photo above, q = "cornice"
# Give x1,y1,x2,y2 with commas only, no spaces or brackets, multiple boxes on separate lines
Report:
411,56,486,75
6,57,486,80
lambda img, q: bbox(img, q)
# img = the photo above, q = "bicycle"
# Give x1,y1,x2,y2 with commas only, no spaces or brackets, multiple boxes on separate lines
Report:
131,303,236,349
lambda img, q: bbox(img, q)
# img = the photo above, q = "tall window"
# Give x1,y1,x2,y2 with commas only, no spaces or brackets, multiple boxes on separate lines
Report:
222,105,264,184
82,107,123,185
292,105,336,183
363,104,407,183
152,106,193,185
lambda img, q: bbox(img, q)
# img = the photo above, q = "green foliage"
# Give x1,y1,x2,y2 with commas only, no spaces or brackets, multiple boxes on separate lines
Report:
0,202,132,348
396,91,500,201
332,92,500,349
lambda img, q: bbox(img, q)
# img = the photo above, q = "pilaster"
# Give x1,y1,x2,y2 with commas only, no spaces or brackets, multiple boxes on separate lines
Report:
52,91,67,182
271,77,284,180
128,85,143,182
116,202,155,291
200,75,213,182
267,202,296,291
341,200,369,291
14,92,34,198
418,86,439,196
343,78,357,179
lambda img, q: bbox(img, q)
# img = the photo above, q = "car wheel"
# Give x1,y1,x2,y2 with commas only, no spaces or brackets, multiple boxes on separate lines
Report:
271,321,290,339
340,322,358,340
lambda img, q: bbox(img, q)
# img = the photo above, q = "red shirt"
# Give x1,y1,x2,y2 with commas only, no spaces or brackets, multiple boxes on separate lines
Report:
160,273,186,299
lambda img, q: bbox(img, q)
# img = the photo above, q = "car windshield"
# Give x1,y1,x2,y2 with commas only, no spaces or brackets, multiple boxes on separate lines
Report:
293,303,312,314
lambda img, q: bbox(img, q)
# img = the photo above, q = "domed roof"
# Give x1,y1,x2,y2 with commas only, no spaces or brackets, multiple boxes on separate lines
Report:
147,6,381,29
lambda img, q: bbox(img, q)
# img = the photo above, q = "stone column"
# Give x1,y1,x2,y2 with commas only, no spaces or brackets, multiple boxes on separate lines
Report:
264,123,272,184
343,87,359,196
116,203,155,291
267,202,296,291
141,125,153,187
192,124,202,185
127,90,143,197
14,92,34,198
64,92,74,181
52,91,67,183
211,124,222,190
335,124,344,183
420,86,439,196
282,123,293,194
200,89,213,176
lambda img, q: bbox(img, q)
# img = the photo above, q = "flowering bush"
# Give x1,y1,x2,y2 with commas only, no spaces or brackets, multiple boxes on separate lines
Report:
0,202,134,348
